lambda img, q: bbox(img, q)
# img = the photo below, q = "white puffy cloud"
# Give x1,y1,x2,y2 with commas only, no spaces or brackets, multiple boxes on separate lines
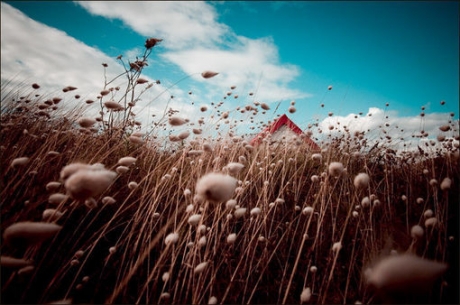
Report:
317,107,458,150
0,2,201,125
76,1,228,50
76,1,310,103
1,2,120,97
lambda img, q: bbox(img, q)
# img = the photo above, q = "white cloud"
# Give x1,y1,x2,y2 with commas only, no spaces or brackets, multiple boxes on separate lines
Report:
76,1,310,104
317,107,458,151
0,2,201,127
76,1,228,50
162,36,309,103
1,2,120,97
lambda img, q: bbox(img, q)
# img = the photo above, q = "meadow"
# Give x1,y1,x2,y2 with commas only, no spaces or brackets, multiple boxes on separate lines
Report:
1,39,459,304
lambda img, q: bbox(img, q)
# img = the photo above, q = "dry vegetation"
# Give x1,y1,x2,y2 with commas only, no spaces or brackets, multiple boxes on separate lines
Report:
1,39,459,304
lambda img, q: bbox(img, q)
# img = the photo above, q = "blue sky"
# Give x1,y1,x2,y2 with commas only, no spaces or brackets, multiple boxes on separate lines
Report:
1,1,458,146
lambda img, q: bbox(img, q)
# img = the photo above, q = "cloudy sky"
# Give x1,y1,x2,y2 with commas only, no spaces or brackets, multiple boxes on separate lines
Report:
1,1,458,148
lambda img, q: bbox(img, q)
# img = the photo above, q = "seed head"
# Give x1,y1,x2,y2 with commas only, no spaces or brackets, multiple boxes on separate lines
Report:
128,181,139,190
60,163,93,181
64,169,117,200
77,117,97,128
136,78,149,84
440,177,451,191
48,193,68,205
234,207,247,219
226,199,237,209
250,207,261,216
3,222,62,245
328,162,344,177
260,103,270,110
1,256,33,268
42,209,64,222
227,233,237,244
425,217,437,227
116,166,130,174
178,130,190,140
208,296,218,305
194,261,208,274
46,181,62,191
102,196,116,205
118,156,137,167
302,206,314,216
145,37,163,49
195,173,237,203
201,71,219,79
411,225,424,239
128,135,144,144
354,173,370,189
332,241,342,253
424,209,433,218
11,157,29,168
300,287,312,303
104,101,124,111
165,232,179,245
226,162,245,176
168,116,187,126
311,153,322,162
188,214,202,226
365,254,448,293
439,125,450,132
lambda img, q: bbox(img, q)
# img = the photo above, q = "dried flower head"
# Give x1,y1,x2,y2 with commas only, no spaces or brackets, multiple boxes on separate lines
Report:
440,177,451,191
227,233,237,244
46,181,62,192
188,214,202,226
128,135,144,144
1,256,33,268
104,101,124,111
332,241,342,253
234,207,247,219
3,222,62,245
128,181,139,190
168,116,187,126
145,37,163,49
102,196,116,205
250,207,261,216
201,71,219,79
77,117,97,128
60,163,93,181
328,162,344,177
411,225,424,239
194,261,208,274
116,166,130,174
48,193,68,205
300,287,312,303
195,173,237,203
354,173,370,189
42,209,64,222
365,254,448,293
64,169,117,200
302,206,314,216
165,232,179,245
226,162,245,176
11,157,29,168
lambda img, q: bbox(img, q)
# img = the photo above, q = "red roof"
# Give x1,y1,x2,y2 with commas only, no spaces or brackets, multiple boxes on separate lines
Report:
250,114,320,151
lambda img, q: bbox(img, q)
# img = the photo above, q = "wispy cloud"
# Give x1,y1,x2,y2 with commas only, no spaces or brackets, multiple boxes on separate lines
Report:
76,1,228,50
76,1,309,104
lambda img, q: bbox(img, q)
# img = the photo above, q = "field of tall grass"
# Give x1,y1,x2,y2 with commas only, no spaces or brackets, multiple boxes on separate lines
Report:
1,39,459,304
